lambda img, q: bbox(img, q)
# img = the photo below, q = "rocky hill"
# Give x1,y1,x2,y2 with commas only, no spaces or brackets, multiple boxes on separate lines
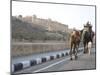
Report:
11,16,69,42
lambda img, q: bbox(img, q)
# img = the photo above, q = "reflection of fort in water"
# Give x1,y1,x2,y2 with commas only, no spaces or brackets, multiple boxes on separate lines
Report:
17,15,69,32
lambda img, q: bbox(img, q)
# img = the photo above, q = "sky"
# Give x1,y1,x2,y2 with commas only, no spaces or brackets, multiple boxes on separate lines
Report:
12,1,95,31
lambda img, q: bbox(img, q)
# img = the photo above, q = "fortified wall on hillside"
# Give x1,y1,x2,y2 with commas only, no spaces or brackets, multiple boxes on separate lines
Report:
17,15,69,32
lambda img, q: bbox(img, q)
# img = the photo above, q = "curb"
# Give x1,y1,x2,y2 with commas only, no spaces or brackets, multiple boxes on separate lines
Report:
12,48,83,72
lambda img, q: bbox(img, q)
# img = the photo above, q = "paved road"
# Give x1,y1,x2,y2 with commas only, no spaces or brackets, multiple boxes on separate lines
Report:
13,48,96,74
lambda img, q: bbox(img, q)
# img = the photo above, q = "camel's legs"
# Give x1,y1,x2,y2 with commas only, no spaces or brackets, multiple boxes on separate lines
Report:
73,43,77,60
70,42,73,60
75,44,78,60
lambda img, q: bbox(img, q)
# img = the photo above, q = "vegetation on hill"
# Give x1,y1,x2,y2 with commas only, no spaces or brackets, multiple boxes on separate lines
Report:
12,16,70,42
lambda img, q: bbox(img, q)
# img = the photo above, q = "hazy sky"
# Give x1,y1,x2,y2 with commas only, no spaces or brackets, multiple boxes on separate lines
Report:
12,1,95,31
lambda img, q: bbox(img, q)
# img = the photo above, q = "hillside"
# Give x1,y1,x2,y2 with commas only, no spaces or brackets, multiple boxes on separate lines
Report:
11,16,69,42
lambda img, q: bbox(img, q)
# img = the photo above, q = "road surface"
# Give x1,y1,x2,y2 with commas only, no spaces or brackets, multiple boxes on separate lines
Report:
13,48,96,74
